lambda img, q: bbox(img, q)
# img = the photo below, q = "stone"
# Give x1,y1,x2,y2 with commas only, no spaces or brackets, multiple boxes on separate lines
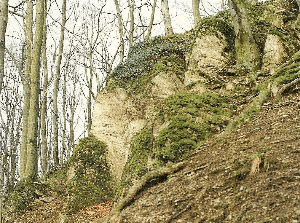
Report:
185,34,227,86
151,71,183,99
91,87,148,181
262,34,288,74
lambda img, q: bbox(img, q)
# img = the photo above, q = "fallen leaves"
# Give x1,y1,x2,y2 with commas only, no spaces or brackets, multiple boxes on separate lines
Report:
78,201,113,219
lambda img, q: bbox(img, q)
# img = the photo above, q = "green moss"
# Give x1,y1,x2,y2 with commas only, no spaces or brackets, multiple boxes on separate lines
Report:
7,179,50,212
154,92,233,163
116,128,154,199
271,53,300,86
247,0,300,57
65,136,113,213
193,11,235,54
111,34,189,94
46,166,68,195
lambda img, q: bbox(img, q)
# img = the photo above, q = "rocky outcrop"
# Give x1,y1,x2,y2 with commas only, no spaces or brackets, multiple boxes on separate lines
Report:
91,70,185,181
262,34,288,74
91,87,147,181
185,34,227,86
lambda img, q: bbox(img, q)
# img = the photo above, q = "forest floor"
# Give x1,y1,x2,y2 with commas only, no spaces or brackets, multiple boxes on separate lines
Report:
4,86,300,223
102,91,300,223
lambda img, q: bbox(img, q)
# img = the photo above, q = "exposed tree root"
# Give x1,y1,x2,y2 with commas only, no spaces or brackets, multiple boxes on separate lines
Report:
114,161,186,212
277,78,300,97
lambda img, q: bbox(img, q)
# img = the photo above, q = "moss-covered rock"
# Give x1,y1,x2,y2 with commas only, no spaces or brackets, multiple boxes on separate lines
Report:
7,179,50,212
116,128,154,198
154,92,234,163
65,136,113,213
111,34,189,94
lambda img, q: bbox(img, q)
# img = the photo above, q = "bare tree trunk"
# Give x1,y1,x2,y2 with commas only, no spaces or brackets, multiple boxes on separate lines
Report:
41,0,48,175
20,0,33,180
229,0,260,71
24,0,45,181
87,55,93,133
0,154,3,223
128,0,135,47
0,0,9,93
145,0,157,41
53,0,66,166
68,98,75,159
161,0,173,36
61,68,66,162
192,0,200,26
114,0,125,62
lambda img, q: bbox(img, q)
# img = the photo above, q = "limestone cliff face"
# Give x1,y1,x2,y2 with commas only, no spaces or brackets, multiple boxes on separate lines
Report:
91,2,297,183
91,71,184,181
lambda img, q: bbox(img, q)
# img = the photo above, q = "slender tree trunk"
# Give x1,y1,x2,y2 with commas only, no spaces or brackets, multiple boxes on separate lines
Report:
128,0,135,47
0,0,9,93
24,0,45,181
229,0,260,71
61,68,66,162
161,0,173,36
41,0,48,175
145,0,157,41
20,0,34,180
87,53,93,133
114,0,124,62
68,98,75,159
53,0,66,166
192,0,200,26
0,154,3,223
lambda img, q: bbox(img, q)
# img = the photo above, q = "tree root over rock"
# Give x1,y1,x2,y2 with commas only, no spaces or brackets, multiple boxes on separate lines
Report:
115,161,186,212
277,78,300,97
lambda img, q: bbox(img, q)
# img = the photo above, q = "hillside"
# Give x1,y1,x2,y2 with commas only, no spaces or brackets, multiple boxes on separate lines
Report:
104,91,300,222
2,0,300,222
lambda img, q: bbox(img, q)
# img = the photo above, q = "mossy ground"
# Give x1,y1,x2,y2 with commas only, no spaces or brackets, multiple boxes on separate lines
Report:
5,1,300,221
6,136,113,217
65,136,113,213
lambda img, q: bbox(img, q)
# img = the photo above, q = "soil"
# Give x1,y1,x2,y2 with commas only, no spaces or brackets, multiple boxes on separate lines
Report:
103,91,300,223
4,92,300,223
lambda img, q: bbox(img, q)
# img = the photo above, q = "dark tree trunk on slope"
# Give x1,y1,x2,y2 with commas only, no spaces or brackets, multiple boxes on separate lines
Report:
294,0,300,27
0,0,9,93
161,0,174,36
229,0,260,71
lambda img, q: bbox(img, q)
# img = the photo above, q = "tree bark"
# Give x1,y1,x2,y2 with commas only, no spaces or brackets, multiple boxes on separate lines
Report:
145,0,157,41
41,0,48,175
114,0,125,62
24,0,45,181
161,0,173,36
0,0,9,93
128,0,135,48
20,0,34,180
53,0,67,166
87,53,93,133
229,0,260,71
192,0,200,26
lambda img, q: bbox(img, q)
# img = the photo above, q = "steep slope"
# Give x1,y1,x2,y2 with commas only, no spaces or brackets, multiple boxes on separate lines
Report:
103,92,300,223
3,1,300,222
